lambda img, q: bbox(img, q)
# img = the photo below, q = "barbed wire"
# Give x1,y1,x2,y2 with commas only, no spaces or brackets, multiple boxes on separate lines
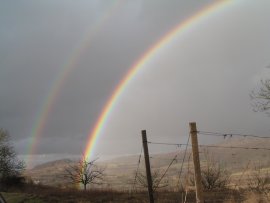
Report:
150,157,179,161
197,130,270,139
147,141,185,147
201,145,270,151
148,141,270,151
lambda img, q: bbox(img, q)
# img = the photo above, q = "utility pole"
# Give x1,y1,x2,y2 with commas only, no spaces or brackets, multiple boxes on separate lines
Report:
141,130,154,203
189,122,204,203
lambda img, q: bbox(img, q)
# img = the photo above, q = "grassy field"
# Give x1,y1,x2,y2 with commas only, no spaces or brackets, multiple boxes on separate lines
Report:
11,138,270,202
2,183,269,203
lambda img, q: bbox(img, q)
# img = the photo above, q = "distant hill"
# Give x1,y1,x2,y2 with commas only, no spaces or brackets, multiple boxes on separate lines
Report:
25,137,270,189
32,158,73,170
26,158,76,186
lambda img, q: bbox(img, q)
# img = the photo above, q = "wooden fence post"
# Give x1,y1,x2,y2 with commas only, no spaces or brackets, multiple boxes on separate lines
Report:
189,122,204,203
141,130,154,203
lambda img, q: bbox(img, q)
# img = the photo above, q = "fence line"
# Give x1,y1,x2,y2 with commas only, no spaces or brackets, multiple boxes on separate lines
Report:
148,141,270,151
106,130,270,192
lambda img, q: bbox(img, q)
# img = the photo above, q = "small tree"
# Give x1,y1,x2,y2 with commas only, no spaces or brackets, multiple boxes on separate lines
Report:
64,157,104,190
0,129,25,188
134,169,168,191
250,79,270,114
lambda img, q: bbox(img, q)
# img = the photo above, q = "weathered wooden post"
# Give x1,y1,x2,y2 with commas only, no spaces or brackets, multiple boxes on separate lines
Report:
141,130,154,203
189,122,204,203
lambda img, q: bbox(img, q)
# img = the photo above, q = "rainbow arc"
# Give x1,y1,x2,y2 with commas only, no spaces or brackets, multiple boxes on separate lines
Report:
83,0,232,159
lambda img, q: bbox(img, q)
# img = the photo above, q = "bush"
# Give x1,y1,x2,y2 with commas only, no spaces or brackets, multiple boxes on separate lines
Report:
189,152,231,191
201,161,230,190
247,165,270,198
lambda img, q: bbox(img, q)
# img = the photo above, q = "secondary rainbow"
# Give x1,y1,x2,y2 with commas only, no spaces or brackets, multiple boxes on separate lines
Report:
83,0,233,159
26,0,123,168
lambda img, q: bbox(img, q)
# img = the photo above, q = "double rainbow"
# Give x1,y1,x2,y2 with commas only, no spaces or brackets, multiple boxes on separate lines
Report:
27,1,233,166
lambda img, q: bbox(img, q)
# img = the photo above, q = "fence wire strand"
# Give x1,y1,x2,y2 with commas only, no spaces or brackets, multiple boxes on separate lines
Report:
198,130,270,139
148,141,270,151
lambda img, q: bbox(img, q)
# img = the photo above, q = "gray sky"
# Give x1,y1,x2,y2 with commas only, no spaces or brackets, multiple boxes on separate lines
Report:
1,0,270,165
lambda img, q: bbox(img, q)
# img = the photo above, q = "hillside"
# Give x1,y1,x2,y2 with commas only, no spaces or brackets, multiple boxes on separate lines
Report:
25,137,270,189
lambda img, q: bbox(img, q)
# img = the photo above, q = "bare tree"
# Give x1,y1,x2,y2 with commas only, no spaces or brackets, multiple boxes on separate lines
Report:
0,129,25,188
64,157,104,190
250,79,270,114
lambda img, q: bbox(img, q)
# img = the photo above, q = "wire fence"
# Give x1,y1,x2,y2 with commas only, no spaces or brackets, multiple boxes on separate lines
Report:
97,127,270,202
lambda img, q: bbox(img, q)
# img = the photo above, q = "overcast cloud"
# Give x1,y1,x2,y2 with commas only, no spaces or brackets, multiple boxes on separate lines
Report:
1,0,270,166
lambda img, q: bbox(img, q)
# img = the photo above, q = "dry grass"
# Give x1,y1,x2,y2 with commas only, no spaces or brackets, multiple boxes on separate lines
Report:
3,183,260,203
5,183,148,203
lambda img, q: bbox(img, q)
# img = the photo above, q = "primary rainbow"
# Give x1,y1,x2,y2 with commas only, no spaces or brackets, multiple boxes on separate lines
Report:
83,0,233,159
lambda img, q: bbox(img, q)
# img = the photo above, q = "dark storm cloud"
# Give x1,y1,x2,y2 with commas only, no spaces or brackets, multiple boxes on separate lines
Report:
0,0,198,153
1,0,270,161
